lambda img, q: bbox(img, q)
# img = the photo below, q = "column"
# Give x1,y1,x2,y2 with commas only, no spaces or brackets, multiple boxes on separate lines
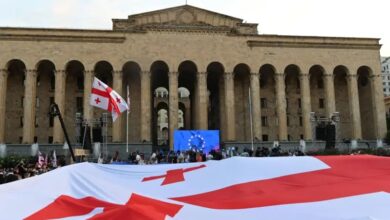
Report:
112,70,123,142
53,70,66,143
250,72,262,140
140,71,151,142
299,73,312,140
224,72,235,141
323,74,336,118
169,71,178,149
275,73,288,140
83,70,94,121
197,71,208,130
23,69,37,144
0,69,8,144
370,74,387,139
184,106,191,129
347,74,362,140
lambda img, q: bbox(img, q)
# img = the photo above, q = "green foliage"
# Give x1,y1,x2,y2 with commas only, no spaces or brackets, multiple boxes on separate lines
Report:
387,117,390,130
0,155,35,168
385,130,390,145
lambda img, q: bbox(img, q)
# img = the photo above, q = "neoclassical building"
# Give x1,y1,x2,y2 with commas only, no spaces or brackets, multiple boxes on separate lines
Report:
0,5,386,148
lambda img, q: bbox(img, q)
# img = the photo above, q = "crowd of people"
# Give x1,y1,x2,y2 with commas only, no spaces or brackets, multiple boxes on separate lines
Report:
1,146,304,185
111,145,305,165
0,151,65,185
0,160,55,185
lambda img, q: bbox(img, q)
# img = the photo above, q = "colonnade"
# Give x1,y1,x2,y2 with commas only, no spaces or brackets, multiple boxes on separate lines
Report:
0,64,385,146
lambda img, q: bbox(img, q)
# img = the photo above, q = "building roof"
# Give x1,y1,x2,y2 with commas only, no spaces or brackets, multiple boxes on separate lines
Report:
112,5,258,34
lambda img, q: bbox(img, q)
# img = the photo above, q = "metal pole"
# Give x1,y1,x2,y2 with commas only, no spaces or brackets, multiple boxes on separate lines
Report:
50,103,76,162
82,122,87,149
126,85,129,153
103,114,108,160
248,87,254,151
105,117,108,159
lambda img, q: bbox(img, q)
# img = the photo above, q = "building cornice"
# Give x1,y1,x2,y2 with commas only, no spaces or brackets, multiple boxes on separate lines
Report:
0,27,127,43
247,35,381,50
0,33,126,43
142,26,232,34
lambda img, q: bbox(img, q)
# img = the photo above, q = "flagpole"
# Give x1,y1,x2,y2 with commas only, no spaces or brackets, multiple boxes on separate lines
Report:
126,85,129,153
249,87,254,152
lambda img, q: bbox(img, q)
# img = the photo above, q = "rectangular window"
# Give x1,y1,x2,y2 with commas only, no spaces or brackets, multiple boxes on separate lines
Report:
299,116,303,126
20,116,23,127
48,136,53,144
35,116,38,128
260,98,267,108
262,134,269,141
261,116,268,127
49,115,54,127
298,98,301,109
287,116,290,126
319,98,325,109
49,97,54,127
318,79,324,89
286,98,289,110
76,97,83,113
34,136,38,143
50,97,54,105
50,75,55,91
77,76,84,91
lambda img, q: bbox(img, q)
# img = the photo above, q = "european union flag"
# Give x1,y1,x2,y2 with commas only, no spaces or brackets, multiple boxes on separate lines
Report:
174,130,220,154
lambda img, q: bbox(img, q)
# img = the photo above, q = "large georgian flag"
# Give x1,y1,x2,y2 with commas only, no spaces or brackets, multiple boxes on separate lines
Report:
1,155,390,219
90,77,128,121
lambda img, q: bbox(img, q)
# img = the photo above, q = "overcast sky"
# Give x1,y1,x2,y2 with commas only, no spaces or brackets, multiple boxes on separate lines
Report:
1,0,389,56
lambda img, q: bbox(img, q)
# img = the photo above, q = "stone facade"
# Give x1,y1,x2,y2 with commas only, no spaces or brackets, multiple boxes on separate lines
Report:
0,5,386,147
381,57,390,96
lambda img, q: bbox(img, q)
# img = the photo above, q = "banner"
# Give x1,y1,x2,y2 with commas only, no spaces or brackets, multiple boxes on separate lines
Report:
1,155,390,219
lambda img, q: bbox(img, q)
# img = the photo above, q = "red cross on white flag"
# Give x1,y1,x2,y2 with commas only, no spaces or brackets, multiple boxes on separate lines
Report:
90,77,129,121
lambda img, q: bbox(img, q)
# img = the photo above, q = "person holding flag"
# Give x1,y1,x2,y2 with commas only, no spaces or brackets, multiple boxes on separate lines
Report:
51,150,57,168
36,151,45,169
90,77,129,121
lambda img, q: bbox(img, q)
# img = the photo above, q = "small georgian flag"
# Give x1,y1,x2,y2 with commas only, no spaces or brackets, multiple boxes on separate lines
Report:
90,77,128,121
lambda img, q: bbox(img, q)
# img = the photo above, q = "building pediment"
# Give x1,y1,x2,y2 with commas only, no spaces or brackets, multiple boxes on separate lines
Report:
112,5,258,34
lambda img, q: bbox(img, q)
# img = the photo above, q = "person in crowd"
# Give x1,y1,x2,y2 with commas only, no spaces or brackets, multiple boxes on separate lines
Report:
98,153,104,164
196,152,203,162
206,153,214,161
111,151,120,163
177,151,185,163
0,168,4,184
150,151,158,164
255,147,261,157
135,152,141,164
137,153,145,165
